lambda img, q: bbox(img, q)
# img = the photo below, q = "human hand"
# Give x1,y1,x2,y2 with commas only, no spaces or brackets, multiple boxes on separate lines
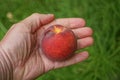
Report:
0,13,93,80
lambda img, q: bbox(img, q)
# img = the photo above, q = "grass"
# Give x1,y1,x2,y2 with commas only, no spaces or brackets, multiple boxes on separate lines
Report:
0,0,120,80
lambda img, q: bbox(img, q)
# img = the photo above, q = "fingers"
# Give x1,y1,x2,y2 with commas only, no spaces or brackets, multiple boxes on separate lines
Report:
72,27,93,49
72,27,93,39
43,18,86,29
77,37,94,49
20,13,54,33
54,51,89,69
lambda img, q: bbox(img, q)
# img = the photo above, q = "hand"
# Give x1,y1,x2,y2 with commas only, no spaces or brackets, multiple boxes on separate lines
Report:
0,13,93,80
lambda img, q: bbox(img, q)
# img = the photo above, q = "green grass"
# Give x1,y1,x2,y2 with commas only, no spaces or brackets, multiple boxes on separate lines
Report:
0,0,120,80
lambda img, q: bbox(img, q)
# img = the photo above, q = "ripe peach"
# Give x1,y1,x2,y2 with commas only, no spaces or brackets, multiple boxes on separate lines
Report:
41,25,77,61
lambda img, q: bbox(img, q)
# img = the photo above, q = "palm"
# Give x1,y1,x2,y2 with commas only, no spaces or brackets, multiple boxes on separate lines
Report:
26,17,93,79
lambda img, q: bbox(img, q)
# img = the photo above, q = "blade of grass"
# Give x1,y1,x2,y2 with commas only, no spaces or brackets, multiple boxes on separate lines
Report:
0,22,7,33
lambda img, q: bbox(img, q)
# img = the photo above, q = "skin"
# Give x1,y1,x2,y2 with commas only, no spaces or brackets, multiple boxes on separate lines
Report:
0,13,93,80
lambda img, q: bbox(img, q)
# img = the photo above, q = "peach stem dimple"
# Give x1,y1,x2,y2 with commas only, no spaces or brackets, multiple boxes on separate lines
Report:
53,26,62,34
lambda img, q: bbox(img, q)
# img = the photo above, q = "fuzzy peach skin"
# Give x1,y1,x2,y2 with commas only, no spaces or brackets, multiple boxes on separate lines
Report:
0,13,93,80
41,25,77,61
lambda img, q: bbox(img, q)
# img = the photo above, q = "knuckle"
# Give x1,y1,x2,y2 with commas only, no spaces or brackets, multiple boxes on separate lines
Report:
15,22,26,27
31,13,41,18
11,23,18,27
11,23,20,29
11,22,27,31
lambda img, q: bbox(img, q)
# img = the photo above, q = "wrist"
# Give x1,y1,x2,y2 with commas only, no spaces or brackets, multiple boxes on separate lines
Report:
0,43,14,80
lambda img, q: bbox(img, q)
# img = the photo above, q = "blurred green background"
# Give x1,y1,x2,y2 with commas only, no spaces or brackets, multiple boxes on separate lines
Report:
0,0,120,80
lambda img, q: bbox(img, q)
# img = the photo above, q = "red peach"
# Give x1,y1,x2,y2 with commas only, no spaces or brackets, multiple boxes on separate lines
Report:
41,25,77,61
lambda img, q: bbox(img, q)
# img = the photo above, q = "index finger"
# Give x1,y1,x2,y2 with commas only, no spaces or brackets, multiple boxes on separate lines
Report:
43,18,86,29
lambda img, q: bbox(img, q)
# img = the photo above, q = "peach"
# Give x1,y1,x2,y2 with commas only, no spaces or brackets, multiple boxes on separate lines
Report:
41,25,77,61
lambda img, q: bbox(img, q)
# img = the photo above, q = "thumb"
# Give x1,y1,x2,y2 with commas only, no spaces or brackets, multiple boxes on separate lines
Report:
20,13,54,33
